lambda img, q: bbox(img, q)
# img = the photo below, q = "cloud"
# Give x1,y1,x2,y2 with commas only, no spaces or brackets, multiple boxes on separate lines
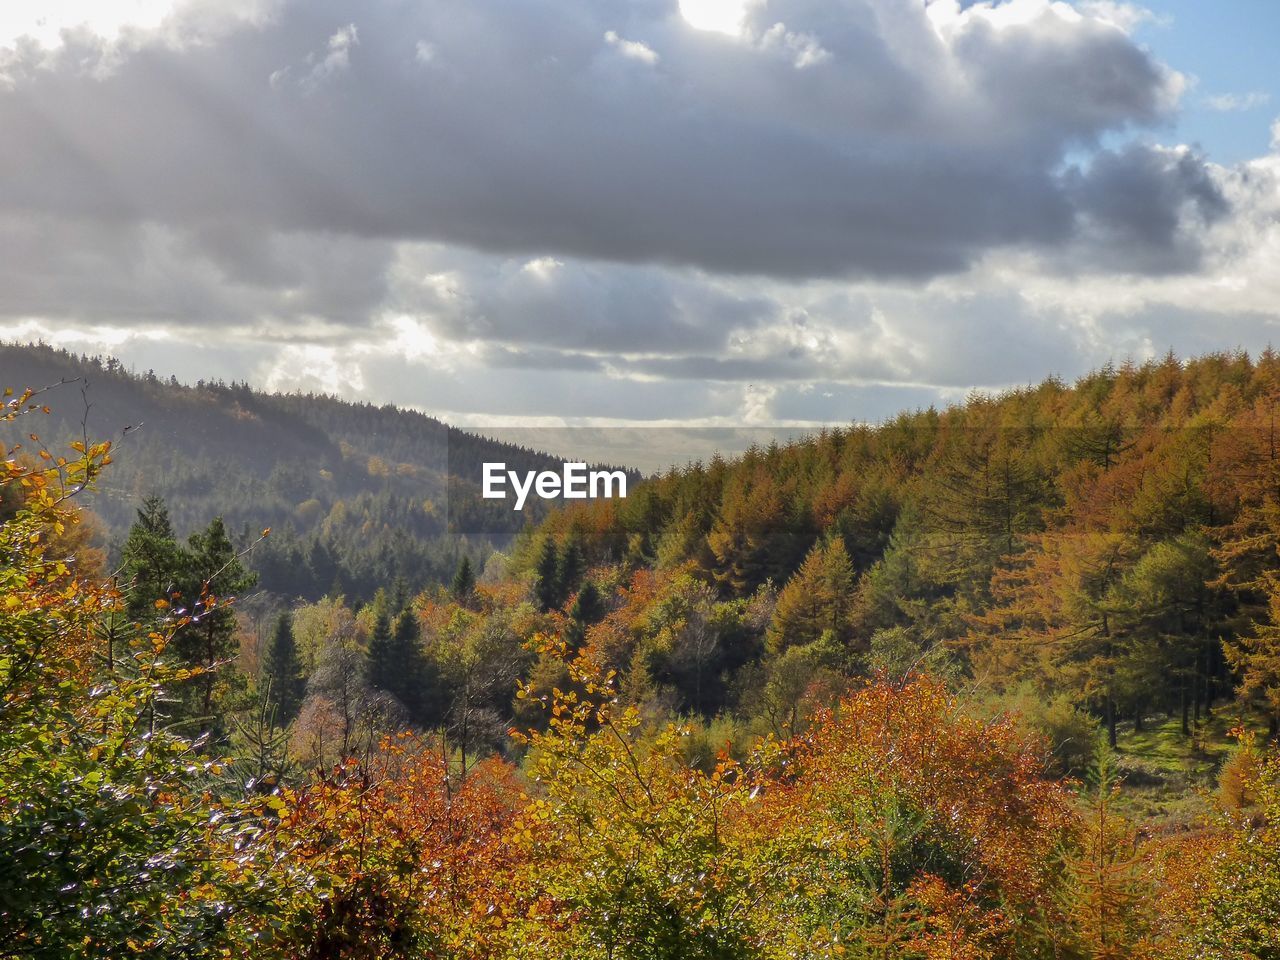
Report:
1073,2,1166,32
1,0,1278,435
604,29,659,64
0,0,1209,281
270,22,358,92
1202,91,1271,113
1064,144,1229,273
385,245,773,354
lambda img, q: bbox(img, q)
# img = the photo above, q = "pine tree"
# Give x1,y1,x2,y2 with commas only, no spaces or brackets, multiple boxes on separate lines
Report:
768,537,855,653
118,496,185,620
968,530,1137,747
707,469,804,594
565,580,606,649
263,612,305,724
307,538,341,598
1060,742,1149,959
118,502,256,737
228,691,293,795
451,555,476,603
179,516,257,733
926,426,1043,575
534,537,562,612
1114,533,1224,736
557,536,586,600
367,609,431,724
367,609,395,693
1227,572,1280,736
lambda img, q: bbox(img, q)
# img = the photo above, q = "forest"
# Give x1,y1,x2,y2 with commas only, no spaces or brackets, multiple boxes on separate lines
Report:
4,349,1280,958
0,342,636,602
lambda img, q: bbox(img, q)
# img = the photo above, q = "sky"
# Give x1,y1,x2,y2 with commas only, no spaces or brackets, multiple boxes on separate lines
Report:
2,0,1279,436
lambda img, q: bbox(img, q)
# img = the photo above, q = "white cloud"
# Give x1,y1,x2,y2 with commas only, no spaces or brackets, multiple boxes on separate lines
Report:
0,0,178,49
1202,91,1271,112
1075,1,1165,32
756,22,830,69
272,21,357,91
678,0,746,36
0,0,1200,280
603,30,658,65
521,257,565,280
259,343,366,394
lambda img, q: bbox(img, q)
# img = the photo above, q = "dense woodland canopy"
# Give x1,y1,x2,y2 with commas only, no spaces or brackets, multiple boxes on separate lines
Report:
4,349,1280,957
0,341,600,602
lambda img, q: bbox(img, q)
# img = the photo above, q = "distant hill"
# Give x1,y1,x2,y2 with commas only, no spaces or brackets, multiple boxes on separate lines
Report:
0,341,630,600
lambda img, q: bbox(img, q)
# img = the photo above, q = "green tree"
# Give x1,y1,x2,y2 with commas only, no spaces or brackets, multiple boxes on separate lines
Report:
118,495,185,621
1114,533,1225,735
177,516,257,734
0,427,257,957
263,612,305,724
564,579,606,650
121,504,256,736
1192,736,1280,957
366,608,396,700
368,609,431,725
533,536,561,612
556,535,586,600
451,555,477,603
767,537,855,653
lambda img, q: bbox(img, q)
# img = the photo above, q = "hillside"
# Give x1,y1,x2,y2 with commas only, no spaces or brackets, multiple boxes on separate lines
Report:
0,341,627,600
8,348,1280,958
505,349,1280,751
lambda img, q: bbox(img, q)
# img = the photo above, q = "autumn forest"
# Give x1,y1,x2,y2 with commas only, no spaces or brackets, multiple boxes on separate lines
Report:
5,347,1280,958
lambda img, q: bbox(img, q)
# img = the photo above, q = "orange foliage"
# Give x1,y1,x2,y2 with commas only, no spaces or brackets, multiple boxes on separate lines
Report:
746,678,1074,956
242,737,529,959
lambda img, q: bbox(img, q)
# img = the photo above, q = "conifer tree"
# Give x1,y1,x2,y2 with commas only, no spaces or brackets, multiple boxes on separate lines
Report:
367,609,430,724
306,539,341,598
534,537,561,611
367,609,395,693
451,555,477,602
180,516,257,731
119,496,185,620
927,426,1043,573
118,501,256,736
565,580,606,649
969,530,1136,747
557,535,586,600
1227,573,1280,736
263,612,305,724
707,469,803,594
1060,742,1149,959
768,537,856,653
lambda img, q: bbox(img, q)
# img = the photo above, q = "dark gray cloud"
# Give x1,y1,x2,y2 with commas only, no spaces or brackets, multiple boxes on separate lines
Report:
1065,144,1230,273
0,214,391,329
0,0,1217,280
387,247,774,353
3,0,1276,435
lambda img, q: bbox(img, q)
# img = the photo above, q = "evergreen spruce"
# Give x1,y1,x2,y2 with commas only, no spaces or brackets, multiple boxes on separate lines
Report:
534,537,562,612
119,496,185,620
452,556,477,602
367,609,430,724
179,516,257,733
565,580,606,649
263,613,305,723
557,536,586,601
